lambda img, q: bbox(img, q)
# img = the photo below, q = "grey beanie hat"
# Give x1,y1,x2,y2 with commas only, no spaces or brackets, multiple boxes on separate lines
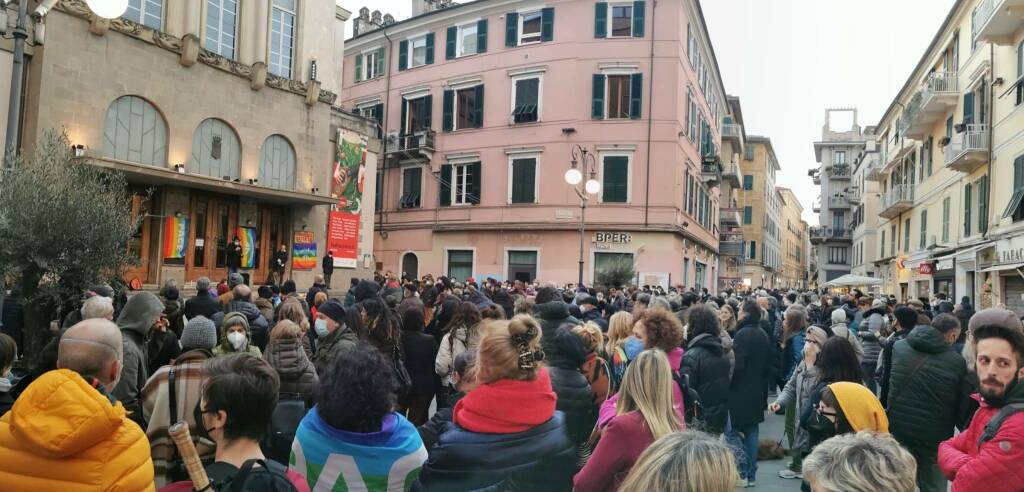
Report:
181,315,217,350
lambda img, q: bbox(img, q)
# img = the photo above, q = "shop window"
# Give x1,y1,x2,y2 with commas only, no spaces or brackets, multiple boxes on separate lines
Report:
507,250,538,282
447,250,474,281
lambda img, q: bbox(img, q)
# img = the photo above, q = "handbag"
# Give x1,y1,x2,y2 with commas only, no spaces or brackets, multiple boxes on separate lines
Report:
392,344,413,397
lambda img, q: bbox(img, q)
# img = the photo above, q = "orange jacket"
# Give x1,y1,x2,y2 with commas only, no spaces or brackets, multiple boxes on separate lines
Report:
0,369,156,491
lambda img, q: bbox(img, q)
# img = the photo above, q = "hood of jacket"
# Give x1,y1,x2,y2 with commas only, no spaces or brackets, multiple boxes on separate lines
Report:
220,311,251,337
352,280,381,303
265,338,314,379
6,369,126,458
253,298,274,311
865,307,887,318
116,292,164,338
534,301,571,321
735,315,762,333
546,329,587,368
906,324,953,355
687,332,724,356
467,289,496,310
225,300,261,322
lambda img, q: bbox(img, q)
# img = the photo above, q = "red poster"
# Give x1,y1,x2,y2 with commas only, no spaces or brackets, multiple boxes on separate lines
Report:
919,262,934,275
327,132,366,269
327,211,359,268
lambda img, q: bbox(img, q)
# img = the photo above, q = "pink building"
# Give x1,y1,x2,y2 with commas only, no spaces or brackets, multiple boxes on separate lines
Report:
341,0,734,290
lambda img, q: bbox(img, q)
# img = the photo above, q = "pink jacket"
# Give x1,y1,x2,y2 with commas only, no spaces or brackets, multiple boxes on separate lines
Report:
938,395,1024,492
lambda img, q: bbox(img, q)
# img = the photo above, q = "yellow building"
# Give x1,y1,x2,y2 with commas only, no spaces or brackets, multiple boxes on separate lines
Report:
738,136,782,289
778,187,808,289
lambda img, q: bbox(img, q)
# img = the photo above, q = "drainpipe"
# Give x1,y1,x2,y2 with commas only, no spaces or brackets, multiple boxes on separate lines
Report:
983,42,994,240
642,0,655,227
378,28,394,239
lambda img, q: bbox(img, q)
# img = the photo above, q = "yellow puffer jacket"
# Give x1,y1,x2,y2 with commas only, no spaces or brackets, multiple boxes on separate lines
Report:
0,369,156,491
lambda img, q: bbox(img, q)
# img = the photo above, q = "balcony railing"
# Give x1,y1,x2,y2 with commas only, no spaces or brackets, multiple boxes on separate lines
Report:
720,240,744,257
721,124,743,151
904,72,959,139
720,206,742,226
810,226,852,244
701,160,721,185
944,124,989,173
385,129,436,160
827,164,851,179
828,195,851,209
720,160,741,188
880,184,915,219
974,0,1024,46
848,188,862,204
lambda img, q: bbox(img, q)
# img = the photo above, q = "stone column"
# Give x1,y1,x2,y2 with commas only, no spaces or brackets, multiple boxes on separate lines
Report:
183,0,202,38
252,0,270,65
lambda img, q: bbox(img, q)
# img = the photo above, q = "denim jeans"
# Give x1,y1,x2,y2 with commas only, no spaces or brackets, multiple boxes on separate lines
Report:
727,422,760,481
862,361,878,394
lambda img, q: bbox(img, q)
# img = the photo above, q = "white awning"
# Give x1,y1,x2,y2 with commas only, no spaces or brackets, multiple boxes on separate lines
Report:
979,263,1024,273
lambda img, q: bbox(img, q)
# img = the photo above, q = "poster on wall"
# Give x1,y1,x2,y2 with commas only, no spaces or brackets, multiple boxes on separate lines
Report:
237,227,256,269
292,231,317,270
327,130,366,269
163,217,189,259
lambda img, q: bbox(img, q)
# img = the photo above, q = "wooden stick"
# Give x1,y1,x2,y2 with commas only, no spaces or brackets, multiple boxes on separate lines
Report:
168,421,211,491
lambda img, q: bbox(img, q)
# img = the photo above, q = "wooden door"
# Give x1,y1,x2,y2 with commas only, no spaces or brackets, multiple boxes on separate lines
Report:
124,194,153,284
253,206,290,285
186,195,238,283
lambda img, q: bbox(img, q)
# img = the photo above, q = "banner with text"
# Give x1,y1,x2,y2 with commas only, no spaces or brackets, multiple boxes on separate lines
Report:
293,231,317,270
327,130,366,269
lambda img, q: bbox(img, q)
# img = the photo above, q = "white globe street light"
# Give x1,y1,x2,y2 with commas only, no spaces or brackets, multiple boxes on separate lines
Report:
584,179,601,195
564,167,582,185
86,0,130,19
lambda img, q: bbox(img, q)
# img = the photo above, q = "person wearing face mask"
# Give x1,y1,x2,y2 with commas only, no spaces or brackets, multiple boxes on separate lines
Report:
0,333,17,415
227,235,243,275
113,291,166,428
0,319,155,490
212,312,263,358
939,310,1024,492
311,299,357,377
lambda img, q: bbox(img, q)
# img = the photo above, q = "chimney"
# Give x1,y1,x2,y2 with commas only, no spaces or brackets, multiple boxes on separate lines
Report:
353,7,370,36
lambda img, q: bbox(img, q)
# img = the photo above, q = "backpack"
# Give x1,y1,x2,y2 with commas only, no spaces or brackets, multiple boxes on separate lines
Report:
261,393,307,464
206,459,298,492
977,403,1024,450
672,370,703,425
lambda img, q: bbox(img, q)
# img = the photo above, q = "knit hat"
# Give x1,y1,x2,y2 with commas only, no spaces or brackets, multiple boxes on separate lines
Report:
221,311,250,334
806,325,828,347
872,299,885,309
317,299,346,324
217,283,230,296
829,381,889,433
968,308,1024,333
352,280,381,302
228,273,245,288
831,309,846,324
907,299,925,309
181,315,217,350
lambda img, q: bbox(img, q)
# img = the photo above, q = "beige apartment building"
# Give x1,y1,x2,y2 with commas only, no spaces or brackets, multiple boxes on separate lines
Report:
738,136,783,289
778,187,809,289
867,0,1024,311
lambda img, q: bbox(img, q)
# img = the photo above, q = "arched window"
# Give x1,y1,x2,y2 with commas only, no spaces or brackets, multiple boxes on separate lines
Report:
259,134,296,190
103,95,168,166
402,252,419,280
189,118,241,180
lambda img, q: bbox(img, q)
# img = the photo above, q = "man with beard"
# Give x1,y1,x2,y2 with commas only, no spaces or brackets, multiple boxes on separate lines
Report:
939,308,1024,491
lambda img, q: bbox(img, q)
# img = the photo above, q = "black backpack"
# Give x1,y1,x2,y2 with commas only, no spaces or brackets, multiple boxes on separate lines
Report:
672,370,703,425
261,393,308,465
206,459,298,492
977,403,1024,449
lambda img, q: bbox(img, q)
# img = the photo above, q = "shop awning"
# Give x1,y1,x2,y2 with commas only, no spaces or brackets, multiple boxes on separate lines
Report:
979,263,1024,273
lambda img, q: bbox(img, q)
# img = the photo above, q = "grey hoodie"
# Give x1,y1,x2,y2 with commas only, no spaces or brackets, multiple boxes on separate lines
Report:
113,292,165,426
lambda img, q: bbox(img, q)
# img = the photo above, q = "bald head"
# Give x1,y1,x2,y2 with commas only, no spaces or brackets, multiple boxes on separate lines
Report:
58,319,123,390
233,284,252,302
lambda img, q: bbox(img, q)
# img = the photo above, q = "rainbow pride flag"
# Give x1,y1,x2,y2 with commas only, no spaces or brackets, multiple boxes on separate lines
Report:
163,217,188,259
237,227,256,269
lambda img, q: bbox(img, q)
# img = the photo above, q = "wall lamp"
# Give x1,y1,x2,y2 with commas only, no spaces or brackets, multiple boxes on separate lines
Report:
247,178,259,185
71,144,84,157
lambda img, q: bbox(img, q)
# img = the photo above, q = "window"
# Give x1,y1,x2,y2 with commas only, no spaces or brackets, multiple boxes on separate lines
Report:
880,230,886,257
447,20,487,59
749,240,757,260
594,252,634,283
979,175,990,233
611,4,633,37
440,162,481,206
607,75,631,119
520,10,543,44
601,154,630,203
375,168,383,212
509,157,537,204
125,0,162,29
694,262,706,290
1004,156,1024,222
411,35,429,67
205,0,237,59
443,85,484,131
355,48,386,82
459,23,478,56
102,96,168,166
447,250,474,281
903,218,911,252
189,118,241,180
595,1,645,39
964,183,973,236
926,137,934,177
743,175,753,190
834,151,846,165
259,135,296,190
507,250,538,282
743,206,752,224
356,102,384,138
890,225,896,256
403,95,432,135
1017,39,1024,106
512,76,540,123
593,73,642,119
269,0,296,77
687,90,698,139
942,197,950,243
506,8,553,47
400,167,422,208
828,247,848,265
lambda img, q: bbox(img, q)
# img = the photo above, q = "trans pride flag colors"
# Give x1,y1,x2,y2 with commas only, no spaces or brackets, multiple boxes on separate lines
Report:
162,217,188,259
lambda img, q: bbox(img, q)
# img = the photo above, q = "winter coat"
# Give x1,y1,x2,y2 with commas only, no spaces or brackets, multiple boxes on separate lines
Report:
857,308,888,369
402,329,439,396
728,316,773,427
264,337,319,408
418,391,465,450
312,325,359,378
682,333,731,433
887,325,967,450
212,300,270,352
719,331,736,380
579,308,609,332
322,255,334,275
0,377,14,416
772,361,819,451
781,331,805,382
184,293,220,321
435,324,480,387
304,283,327,311
0,369,155,491
226,242,242,269
533,301,581,357
831,322,865,361
113,291,165,428
254,298,275,328
938,383,1024,492
573,411,656,492
146,329,182,377
879,327,913,404
163,298,185,338
547,330,597,446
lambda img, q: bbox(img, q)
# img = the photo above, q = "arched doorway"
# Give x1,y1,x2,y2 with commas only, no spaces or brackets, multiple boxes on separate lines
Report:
401,252,419,281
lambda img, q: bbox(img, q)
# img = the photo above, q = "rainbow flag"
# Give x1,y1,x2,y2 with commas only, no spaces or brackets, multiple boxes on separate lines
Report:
293,231,317,270
237,227,256,269
163,217,188,259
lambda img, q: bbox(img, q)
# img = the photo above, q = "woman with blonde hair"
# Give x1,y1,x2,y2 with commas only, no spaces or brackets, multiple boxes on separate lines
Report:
618,430,737,492
574,323,611,405
606,311,637,390
574,350,682,492
415,315,576,491
275,299,312,357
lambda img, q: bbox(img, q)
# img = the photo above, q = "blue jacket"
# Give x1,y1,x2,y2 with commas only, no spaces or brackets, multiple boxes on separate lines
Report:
782,331,806,382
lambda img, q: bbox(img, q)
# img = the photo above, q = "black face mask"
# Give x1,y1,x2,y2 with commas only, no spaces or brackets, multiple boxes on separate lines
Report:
193,401,216,441
805,408,837,441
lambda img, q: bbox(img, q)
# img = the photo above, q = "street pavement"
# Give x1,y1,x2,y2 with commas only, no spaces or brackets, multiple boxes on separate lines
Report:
749,405,797,491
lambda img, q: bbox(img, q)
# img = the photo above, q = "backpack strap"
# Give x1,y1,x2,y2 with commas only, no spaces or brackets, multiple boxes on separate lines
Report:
169,366,178,425
977,403,1024,449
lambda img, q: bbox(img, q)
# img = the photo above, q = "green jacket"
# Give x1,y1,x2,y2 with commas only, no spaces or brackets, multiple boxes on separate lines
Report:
887,325,967,449
211,340,262,358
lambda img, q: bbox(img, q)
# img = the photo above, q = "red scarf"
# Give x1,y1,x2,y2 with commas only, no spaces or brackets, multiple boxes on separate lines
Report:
453,367,557,434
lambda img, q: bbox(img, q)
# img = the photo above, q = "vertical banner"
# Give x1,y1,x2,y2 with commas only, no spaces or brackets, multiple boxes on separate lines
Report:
163,216,189,259
237,227,256,269
293,231,317,270
327,130,366,269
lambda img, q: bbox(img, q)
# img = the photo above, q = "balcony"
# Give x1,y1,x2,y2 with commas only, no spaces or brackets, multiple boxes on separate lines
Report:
879,184,915,219
812,201,821,214
828,194,852,209
864,153,885,181
720,206,742,226
973,0,1024,45
722,123,744,150
809,226,852,244
385,129,436,162
827,164,851,180
721,160,741,188
903,72,959,139
848,188,862,205
944,124,989,173
700,160,722,186
720,240,744,257
810,169,821,185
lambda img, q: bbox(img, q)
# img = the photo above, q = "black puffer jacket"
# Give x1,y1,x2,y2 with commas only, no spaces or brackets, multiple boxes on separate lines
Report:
263,337,320,408
681,333,730,433
886,325,967,449
413,412,577,492
533,301,580,357
578,308,608,332
546,330,596,446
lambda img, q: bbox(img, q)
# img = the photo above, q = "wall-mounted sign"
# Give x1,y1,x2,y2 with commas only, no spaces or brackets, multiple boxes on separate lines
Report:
919,262,934,275
594,232,632,244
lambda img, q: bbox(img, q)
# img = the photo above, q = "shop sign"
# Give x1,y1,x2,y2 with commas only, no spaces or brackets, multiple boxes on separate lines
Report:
919,262,934,275
996,236,1024,266
594,232,632,244
936,258,954,271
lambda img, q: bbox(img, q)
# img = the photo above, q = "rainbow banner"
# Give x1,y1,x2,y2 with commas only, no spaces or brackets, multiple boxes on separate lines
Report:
293,231,316,270
237,227,256,269
163,217,189,259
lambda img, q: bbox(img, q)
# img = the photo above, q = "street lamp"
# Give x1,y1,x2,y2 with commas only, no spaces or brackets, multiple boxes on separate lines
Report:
85,0,130,19
566,144,600,286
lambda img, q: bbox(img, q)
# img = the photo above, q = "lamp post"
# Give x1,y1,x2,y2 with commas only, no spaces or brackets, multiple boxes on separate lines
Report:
565,145,600,287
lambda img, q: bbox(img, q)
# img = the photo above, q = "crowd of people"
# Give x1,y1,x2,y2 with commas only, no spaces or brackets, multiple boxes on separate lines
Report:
0,272,1022,492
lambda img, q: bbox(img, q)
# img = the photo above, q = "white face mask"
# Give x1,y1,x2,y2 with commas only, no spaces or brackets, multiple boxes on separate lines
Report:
315,319,330,338
227,331,247,350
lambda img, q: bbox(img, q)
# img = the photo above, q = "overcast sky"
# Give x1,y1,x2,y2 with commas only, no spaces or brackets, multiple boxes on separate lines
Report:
339,0,956,224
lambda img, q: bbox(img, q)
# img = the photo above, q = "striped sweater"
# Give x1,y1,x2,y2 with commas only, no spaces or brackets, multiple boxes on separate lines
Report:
290,408,427,491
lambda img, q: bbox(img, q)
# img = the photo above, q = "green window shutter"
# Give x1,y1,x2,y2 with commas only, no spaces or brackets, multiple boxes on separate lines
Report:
943,197,950,242
400,99,408,135
354,54,363,81
473,84,484,128
376,47,385,75
594,2,607,38
411,167,422,207
425,33,435,64
750,240,757,259
373,103,384,132
592,74,606,119
477,19,488,53
422,95,433,130
920,210,928,248
602,156,629,203
511,158,536,203
980,176,989,232
632,1,645,37
469,162,482,205
505,12,518,47
398,40,409,71
743,175,753,190
541,8,554,42
964,183,972,236
963,92,974,126
446,26,458,60
743,206,752,224
629,73,643,119
442,90,454,132
440,164,452,206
